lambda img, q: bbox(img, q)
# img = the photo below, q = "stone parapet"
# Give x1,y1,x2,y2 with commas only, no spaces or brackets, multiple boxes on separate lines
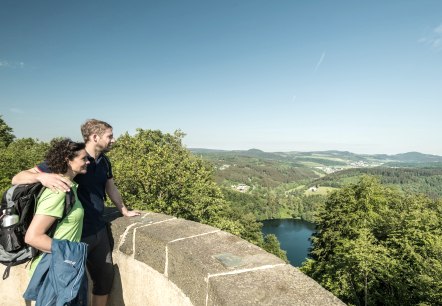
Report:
2,209,344,306
105,209,344,306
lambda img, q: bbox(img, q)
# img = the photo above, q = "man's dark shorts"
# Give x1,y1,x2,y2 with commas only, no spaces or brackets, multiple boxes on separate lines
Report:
82,226,114,295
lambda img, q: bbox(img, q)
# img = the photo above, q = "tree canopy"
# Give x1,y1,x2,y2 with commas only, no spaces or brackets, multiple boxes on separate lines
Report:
108,129,227,222
302,176,442,305
0,116,49,192
0,115,15,147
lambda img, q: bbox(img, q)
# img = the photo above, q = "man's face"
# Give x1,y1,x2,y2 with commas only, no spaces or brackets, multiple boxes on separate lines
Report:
97,128,115,152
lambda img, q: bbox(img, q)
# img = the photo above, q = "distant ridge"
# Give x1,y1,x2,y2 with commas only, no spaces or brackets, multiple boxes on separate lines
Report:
390,152,442,163
189,148,442,163
189,148,230,153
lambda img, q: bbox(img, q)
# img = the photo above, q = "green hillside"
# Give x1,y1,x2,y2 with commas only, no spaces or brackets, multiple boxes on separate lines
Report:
192,148,442,222
192,148,442,191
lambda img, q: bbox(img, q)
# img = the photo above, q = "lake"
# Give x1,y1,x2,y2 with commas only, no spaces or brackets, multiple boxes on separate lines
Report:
261,219,316,267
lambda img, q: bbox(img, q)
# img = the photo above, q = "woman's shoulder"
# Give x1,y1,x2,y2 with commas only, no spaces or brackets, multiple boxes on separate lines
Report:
36,188,67,216
39,187,66,203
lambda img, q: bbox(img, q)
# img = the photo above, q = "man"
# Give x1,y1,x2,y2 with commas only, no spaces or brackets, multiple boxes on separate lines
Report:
12,119,140,306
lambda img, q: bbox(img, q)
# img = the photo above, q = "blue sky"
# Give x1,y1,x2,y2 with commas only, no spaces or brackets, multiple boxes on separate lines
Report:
1,1,441,155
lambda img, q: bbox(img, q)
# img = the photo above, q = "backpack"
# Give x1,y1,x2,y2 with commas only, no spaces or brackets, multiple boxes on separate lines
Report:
0,183,74,280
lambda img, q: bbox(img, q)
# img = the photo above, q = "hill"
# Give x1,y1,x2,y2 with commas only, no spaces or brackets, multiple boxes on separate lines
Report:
191,148,442,180
191,149,442,215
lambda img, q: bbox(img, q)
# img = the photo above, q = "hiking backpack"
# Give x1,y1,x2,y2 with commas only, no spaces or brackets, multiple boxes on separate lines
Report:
0,183,74,279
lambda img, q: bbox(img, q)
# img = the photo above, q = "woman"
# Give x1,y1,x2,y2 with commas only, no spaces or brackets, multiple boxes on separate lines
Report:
25,138,89,274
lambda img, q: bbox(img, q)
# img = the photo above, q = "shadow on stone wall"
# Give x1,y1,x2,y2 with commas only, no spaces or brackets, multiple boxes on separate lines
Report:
108,265,125,306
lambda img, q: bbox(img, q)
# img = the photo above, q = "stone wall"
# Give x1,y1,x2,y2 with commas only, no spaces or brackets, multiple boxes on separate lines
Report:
2,210,344,306
106,210,344,306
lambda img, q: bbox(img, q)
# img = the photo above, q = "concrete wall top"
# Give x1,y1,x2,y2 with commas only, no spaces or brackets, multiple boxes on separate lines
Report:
105,209,344,306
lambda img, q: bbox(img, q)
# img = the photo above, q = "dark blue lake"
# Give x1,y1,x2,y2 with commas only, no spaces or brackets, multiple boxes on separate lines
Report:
261,219,316,267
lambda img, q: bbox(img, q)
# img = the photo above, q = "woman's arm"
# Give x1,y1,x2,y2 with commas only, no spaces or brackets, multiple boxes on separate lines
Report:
24,214,58,253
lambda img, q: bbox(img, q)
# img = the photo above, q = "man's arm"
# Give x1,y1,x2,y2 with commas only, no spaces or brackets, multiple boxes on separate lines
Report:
105,178,140,217
12,167,72,192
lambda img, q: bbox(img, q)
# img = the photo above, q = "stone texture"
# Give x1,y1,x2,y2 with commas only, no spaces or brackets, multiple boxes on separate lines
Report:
134,218,218,274
114,211,175,255
167,230,285,306
207,265,345,306
115,216,141,255
108,254,194,306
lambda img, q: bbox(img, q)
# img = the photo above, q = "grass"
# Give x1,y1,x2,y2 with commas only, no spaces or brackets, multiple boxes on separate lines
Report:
304,186,337,196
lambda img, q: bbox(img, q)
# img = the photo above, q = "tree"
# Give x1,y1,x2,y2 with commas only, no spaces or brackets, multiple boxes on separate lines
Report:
263,234,287,262
0,115,15,146
0,138,49,192
302,176,442,305
108,129,226,222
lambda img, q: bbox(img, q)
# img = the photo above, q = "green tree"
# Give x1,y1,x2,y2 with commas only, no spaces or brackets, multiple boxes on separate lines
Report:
0,138,49,192
263,234,287,262
302,176,442,305
0,115,15,146
108,129,225,222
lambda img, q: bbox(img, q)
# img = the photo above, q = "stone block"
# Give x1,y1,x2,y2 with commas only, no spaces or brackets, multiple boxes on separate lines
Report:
134,218,218,274
115,212,174,255
167,230,285,306
207,265,345,306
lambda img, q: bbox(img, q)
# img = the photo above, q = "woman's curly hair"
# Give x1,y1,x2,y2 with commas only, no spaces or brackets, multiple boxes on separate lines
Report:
45,138,86,174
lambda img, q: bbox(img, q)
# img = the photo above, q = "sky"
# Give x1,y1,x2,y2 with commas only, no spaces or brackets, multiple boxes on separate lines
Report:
1,1,442,155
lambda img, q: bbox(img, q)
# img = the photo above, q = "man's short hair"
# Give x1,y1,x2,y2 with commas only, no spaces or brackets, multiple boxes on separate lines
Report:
81,119,113,142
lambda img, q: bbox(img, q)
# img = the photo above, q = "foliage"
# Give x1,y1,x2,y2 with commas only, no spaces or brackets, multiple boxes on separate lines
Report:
0,138,49,192
0,116,49,192
313,167,442,198
0,115,15,147
263,234,288,262
301,176,442,305
196,151,319,188
107,129,288,258
200,150,442,228
221,183,325,223
108,129,221,221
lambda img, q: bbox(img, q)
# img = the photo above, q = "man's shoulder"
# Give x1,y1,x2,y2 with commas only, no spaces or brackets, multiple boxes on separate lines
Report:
101,153,111,163
36,161,51,173
100,154,112,179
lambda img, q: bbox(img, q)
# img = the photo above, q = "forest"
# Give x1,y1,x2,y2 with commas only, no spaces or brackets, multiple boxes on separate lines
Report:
196,148,442,224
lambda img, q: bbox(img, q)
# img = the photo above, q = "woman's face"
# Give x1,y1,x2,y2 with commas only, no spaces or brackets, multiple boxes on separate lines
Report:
69,149,90,175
